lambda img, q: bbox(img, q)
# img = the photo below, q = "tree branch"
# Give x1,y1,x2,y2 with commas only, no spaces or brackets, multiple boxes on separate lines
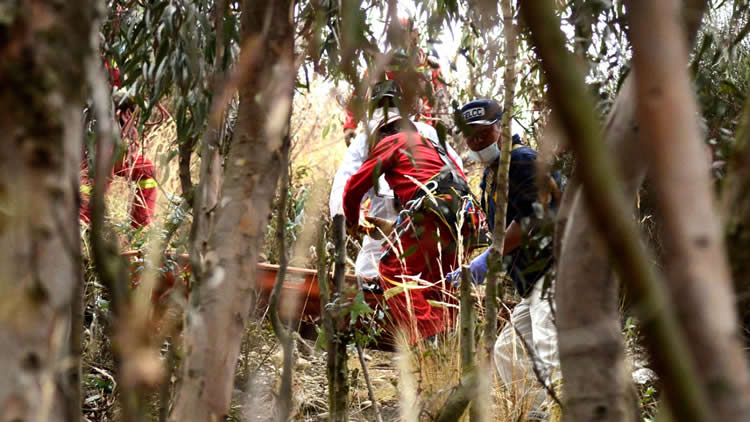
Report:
268,156,293,421
627,1,750,420
355,343,384,422
433,372,480,422
519,2,714,422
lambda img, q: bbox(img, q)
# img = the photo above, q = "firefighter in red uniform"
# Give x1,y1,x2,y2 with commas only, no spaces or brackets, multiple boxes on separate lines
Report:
79,152,157,228
342,17,447,144
79,60,158,228
342,81,485,344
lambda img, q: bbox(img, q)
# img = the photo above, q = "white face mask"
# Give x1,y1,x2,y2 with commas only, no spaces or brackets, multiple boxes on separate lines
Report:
468,142,500,163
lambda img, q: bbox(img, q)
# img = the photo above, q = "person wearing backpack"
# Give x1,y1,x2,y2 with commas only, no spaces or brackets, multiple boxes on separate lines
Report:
341,83,485,344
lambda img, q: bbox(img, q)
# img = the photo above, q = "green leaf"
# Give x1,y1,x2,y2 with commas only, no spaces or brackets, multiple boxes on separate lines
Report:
383,285,405,301
314,324,327,350
426,299,458,309
399,244,418,259
348,290,373,324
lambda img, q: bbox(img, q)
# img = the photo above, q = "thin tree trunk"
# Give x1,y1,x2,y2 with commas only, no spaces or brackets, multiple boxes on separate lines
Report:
177,136,197,205
187,0,228,281
169,0,295,419
460,267,476,376
158,339,178,422
555,79,644,422
485,0,517,359
433,372,480,422
724,100,750,341
326,215,350,422
355,343,384,422
69,268,84,422
269,161,293,421
459,266,480,422
520,2,715,422
88,48,151,422
0,2,92,421
552,2,710,420
626,2,750,420
570,0,594,65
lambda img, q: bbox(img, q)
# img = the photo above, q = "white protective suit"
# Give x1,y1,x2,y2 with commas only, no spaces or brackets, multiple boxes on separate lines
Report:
329,119,463,278
494,278,560,412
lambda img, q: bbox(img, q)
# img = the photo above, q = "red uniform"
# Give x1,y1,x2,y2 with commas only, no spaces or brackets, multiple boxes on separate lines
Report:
342,131,473,343
79,59,156,228
79,152,157,228
343,49,445,132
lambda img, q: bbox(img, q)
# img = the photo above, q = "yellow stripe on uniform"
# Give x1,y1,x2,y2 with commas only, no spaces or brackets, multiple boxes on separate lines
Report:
137,178,157,189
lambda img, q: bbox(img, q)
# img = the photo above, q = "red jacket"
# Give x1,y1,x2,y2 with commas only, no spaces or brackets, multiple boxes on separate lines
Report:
79,152,157,228
342,132,460,225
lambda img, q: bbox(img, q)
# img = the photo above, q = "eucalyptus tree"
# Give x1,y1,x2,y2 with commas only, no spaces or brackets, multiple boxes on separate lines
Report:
0,1,95,422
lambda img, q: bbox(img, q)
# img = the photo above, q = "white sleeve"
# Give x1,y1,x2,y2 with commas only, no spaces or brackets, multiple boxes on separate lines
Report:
414,121,465,171
446,143,464,171
414,121,439,143
329,133,368,217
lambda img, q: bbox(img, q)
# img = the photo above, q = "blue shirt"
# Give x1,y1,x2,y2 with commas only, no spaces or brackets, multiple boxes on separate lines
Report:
479,140,559,296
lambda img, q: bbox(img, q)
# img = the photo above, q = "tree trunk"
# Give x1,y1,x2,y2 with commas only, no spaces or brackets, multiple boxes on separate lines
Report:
555,78,643,422
520,2,716,422
0,2,92,421
485,0,517,357
627,1,750,420
269,161,293,421
326,215,350,422
724,101,750,341
169,0,295,419
549,2,713,421
459,266,479,422
188,0,228,279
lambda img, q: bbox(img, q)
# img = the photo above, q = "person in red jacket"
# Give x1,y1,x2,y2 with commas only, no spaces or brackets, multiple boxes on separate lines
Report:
342,17,447,143
79,69,158,228
342,83,484,344
79,150,157,228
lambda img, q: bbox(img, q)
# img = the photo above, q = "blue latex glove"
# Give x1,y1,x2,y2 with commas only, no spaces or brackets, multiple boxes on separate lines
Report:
445,249,490,287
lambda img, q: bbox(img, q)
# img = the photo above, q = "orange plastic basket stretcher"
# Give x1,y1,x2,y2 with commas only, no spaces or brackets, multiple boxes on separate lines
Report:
121,251,385,323
121,251,509,347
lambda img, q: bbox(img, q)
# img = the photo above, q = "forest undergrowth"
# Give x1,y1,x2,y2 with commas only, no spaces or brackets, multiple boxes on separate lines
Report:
78,94,659,422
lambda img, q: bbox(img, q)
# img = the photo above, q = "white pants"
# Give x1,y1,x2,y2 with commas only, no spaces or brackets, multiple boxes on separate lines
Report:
494,279,560,410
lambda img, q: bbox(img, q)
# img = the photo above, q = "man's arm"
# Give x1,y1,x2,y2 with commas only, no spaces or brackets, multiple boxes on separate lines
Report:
446,220,523,285
342,138,399,225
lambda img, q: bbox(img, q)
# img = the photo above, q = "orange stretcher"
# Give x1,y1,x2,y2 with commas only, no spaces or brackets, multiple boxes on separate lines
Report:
122,251,510,347
122,251,386,322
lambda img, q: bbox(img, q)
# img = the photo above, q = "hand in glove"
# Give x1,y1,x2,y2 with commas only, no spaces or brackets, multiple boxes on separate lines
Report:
445,249,490,287
363,216,395,240
346,221,361,238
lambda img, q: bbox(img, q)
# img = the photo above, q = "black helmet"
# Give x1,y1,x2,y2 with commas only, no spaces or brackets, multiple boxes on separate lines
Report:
370,80,402,109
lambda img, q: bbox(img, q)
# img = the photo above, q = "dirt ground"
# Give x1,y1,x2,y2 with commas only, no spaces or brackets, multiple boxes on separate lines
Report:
224,320,563,422
227,324,402,422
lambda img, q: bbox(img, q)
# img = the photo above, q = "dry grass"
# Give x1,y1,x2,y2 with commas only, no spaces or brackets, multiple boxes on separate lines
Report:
106,112,190,234
386,306,562,422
